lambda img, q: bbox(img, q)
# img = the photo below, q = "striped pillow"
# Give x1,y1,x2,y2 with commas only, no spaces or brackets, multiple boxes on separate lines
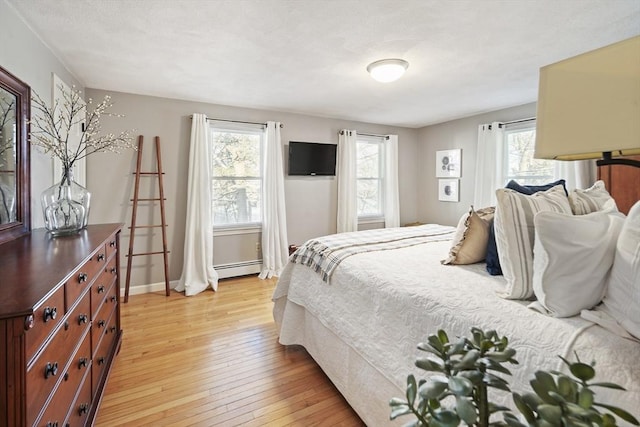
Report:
569,180,617,215
494,185,572,300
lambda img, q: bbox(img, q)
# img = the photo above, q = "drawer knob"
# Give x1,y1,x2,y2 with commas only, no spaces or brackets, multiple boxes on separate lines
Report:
97,253,105,262
79,357,88,369
78,314,88,325
79,403,90,415
78,272,88,283
43,307,57,322
110,267,117,275
46,422,59,427
97,285,106,294
98,319,106,328
109,240,116,247
44,362,58,379
110,295,117,303
109,326,117,334
24,314,34,330
98,356,105,365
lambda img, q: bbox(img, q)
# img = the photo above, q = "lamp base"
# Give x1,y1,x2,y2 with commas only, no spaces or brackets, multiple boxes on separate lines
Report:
596,152,640,169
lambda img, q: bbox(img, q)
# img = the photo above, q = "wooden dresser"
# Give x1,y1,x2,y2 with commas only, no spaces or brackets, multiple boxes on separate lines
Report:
0,224,123,427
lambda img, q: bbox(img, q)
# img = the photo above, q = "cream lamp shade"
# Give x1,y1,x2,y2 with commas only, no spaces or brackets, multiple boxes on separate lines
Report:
535,36,640,167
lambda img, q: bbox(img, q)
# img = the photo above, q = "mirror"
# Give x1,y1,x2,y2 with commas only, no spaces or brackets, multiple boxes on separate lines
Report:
0,65,30,244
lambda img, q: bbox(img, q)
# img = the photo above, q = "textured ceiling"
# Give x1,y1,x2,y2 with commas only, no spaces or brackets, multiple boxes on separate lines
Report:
7,0,640,128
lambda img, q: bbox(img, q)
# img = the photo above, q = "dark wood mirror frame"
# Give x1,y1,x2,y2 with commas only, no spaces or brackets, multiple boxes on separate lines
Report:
0,65,30,245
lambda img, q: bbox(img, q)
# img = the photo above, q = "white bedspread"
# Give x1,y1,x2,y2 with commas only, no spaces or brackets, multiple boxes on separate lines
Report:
273,238,640,425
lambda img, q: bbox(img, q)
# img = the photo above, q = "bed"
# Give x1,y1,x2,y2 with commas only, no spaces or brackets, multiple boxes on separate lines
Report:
272,222,640,426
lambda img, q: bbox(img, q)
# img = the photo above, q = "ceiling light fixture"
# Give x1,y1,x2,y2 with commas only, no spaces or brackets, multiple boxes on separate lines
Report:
366,58,409,83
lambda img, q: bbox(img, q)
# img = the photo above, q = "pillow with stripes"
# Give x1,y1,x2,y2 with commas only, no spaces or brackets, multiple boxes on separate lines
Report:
568,180,618,215
494,185,572,300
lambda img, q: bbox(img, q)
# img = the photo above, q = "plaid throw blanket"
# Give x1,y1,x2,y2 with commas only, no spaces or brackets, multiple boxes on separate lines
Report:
290,224,455,282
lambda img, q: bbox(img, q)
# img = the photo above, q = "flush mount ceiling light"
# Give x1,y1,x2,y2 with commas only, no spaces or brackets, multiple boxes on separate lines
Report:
366,58,409,83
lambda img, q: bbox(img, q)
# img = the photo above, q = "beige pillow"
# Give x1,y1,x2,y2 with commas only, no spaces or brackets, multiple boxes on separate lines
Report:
569,180,618,215
442,206,495,265
494,185,573,300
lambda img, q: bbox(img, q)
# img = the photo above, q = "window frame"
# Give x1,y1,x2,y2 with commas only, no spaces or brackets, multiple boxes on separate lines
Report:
356,135,385,221
209,121,264,231
502,121,555,186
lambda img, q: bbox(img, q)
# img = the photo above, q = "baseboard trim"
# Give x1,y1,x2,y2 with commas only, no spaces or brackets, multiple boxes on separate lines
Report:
122,280,179,297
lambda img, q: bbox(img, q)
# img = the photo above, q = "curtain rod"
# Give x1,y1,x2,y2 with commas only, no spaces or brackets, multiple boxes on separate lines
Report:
191,116,283,128
502,117,536,126
339,130,390,140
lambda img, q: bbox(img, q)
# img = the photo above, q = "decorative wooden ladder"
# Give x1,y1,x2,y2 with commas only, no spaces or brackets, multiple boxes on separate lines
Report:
124,135,170,303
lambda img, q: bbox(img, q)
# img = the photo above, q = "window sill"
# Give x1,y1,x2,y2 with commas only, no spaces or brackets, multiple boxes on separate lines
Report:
213,224,262,237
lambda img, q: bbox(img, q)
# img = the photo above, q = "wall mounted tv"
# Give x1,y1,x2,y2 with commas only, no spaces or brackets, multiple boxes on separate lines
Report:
288,141,337,176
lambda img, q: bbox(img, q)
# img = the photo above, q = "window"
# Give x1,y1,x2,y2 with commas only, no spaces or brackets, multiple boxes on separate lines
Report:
210,124,263,227
356,136,385,218
503,122,554,185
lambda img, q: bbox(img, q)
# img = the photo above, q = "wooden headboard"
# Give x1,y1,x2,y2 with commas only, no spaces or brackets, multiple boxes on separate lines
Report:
598,155,640,215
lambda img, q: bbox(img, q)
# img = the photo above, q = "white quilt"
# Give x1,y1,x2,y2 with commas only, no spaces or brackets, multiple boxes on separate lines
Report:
273,238,640,425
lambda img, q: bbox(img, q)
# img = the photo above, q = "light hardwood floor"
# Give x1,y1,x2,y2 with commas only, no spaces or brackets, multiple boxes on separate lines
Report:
95,275,365,426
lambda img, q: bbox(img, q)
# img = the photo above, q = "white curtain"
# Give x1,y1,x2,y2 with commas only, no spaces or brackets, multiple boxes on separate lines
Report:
176,113,219,295
473,122,504,208
384,134,400,228
554,159,596,190
337,129,358,233
259,122,289,279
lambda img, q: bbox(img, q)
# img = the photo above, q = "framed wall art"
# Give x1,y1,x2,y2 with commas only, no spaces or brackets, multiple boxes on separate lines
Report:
435,148,461,178
438,179,459,202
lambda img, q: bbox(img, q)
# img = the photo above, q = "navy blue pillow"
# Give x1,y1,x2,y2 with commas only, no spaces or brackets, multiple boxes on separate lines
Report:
485,220,502,276
485,179,568,276
505,179,568,196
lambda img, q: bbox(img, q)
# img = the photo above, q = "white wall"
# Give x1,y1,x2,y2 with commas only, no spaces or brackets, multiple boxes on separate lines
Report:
1,0,83,228
85,89,420,287
417,102,537,226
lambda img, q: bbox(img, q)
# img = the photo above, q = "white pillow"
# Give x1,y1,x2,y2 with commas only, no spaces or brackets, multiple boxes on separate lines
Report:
568,180,618,215
529,210,624,317
494,185,572,300
602,201,640,339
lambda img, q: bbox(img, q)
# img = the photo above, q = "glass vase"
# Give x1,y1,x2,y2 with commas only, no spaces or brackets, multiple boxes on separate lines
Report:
41,167,91,236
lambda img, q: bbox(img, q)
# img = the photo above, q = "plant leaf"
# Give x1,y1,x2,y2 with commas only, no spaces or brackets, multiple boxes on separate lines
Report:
407,374,417,407
390,405,412,420
455,396,477,425
590,382,626,391
537,404,563,426
432,408,460,427
569,362,596,382
419,379,449,400
389,397,407,406
513,393,536,424
416,356,445,372
578,387,594,408
449,376,473,396
594,402,640,425
428,334,445,354
454,349,480,370
437,329,450,345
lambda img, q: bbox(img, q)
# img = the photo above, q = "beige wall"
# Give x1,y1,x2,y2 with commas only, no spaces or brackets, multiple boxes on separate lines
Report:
1,0,83,227
417,102,537,226
86,89,420,287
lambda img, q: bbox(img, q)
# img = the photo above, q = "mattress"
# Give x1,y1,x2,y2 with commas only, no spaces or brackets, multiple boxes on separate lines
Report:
273,238,640,426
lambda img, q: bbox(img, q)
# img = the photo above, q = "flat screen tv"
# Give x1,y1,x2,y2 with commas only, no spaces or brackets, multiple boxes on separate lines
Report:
288,141,337,176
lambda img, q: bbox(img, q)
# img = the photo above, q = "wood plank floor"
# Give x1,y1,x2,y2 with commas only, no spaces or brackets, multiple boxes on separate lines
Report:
94,275,365,426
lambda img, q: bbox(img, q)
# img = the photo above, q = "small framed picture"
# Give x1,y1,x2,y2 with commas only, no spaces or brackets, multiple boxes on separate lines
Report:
435,149,461,178
439,179,459,202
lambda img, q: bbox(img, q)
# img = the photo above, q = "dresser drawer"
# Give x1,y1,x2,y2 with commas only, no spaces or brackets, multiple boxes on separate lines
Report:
91,285,117,348
92,308,117,398
26,286,65,363
65,247,108,309
105,234,118,261
65,370,92,427
26,291,91,421
90,258,117,317
34,330,92,427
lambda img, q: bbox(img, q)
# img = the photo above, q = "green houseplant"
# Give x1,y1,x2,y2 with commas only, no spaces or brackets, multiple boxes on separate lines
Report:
390,328,639,427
